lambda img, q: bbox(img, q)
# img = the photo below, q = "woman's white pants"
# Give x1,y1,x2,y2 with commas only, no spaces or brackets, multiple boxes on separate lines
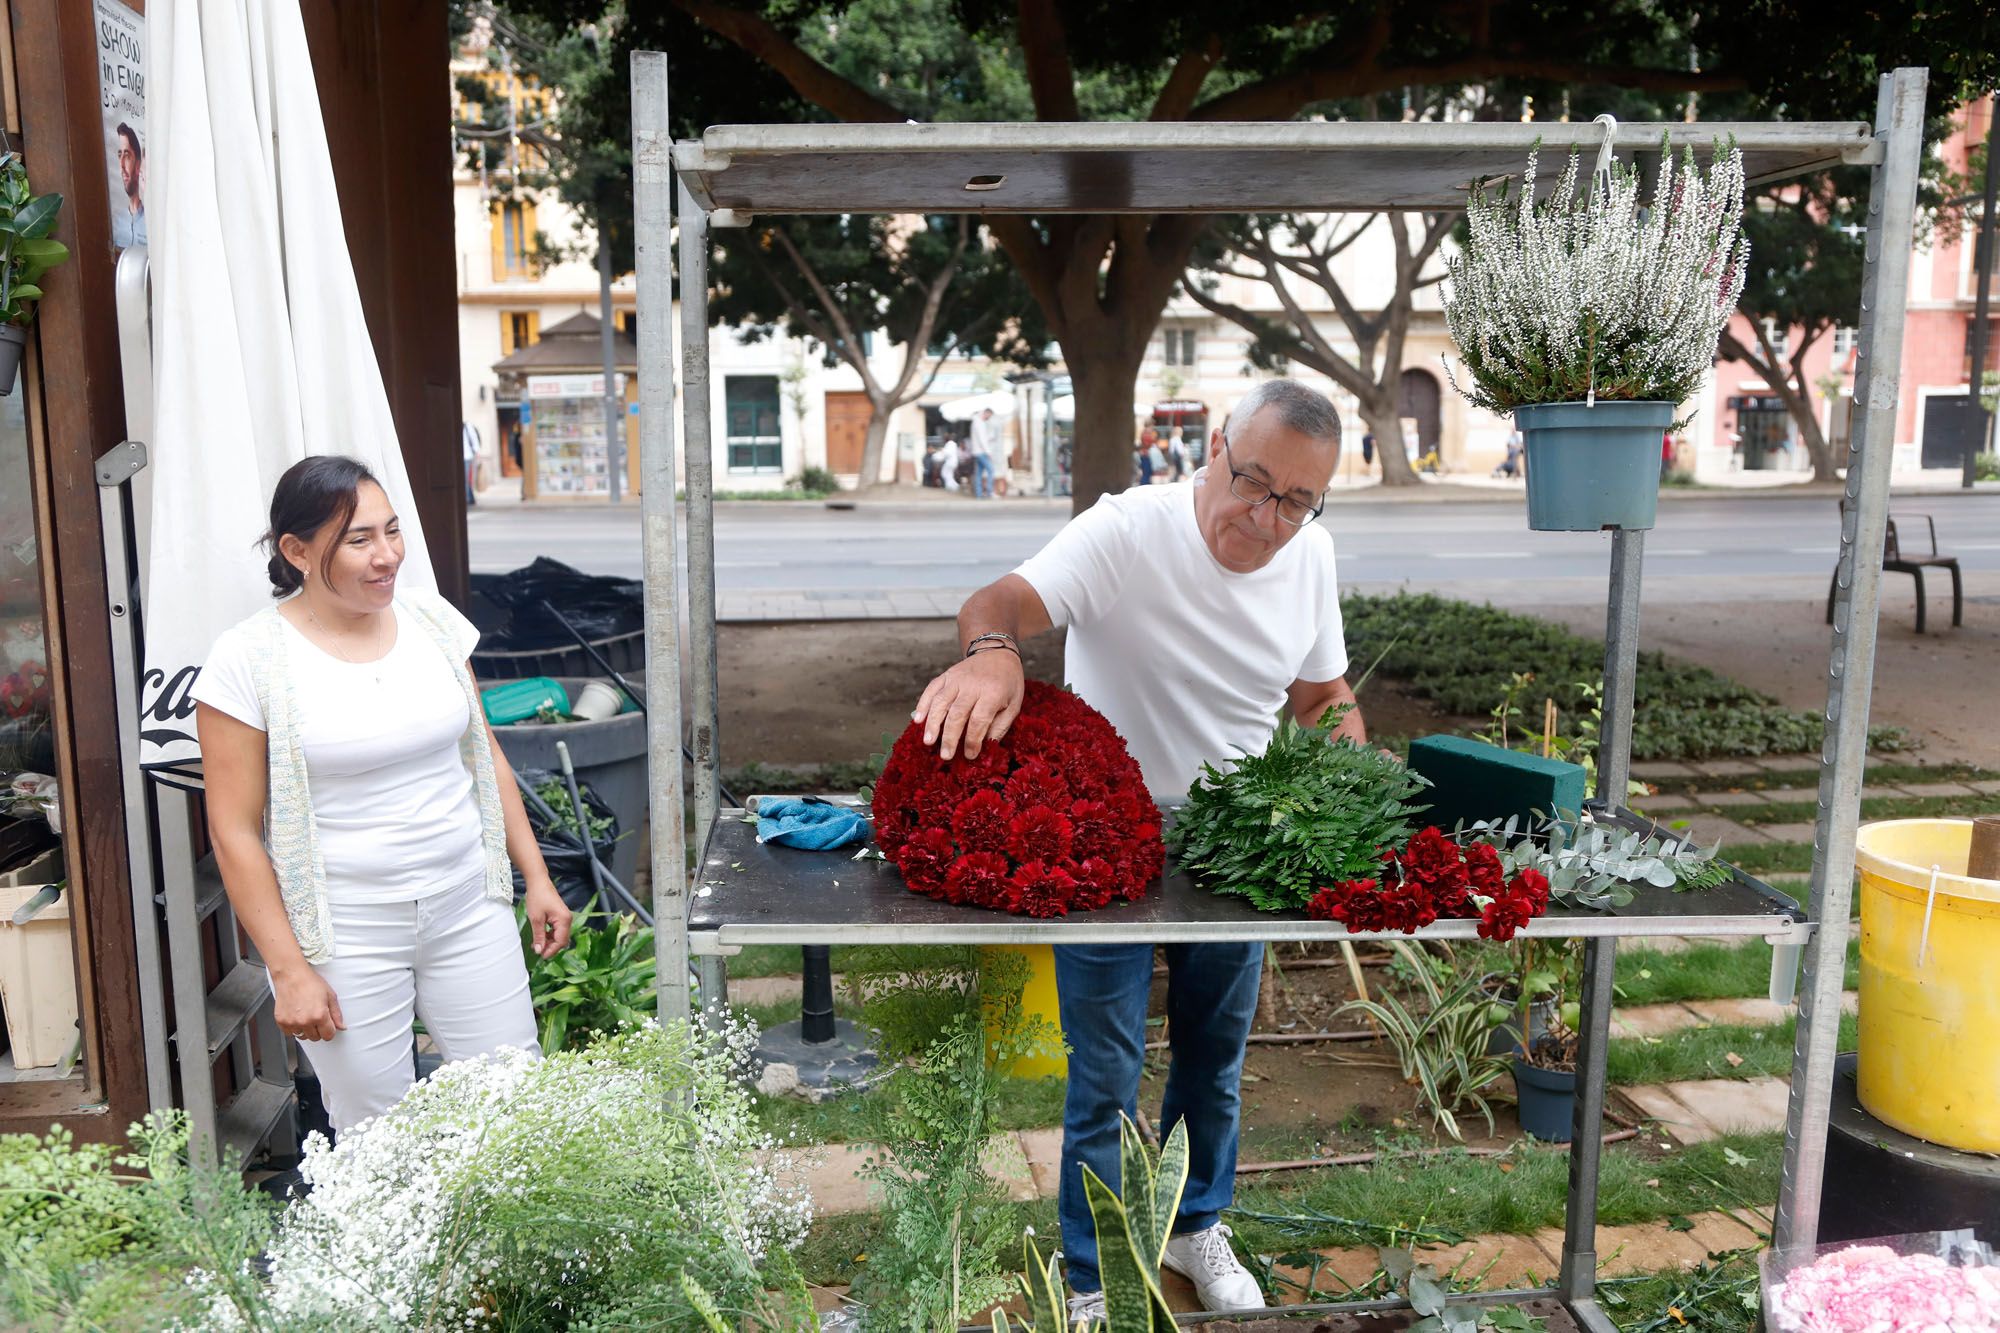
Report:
294,874,539,1133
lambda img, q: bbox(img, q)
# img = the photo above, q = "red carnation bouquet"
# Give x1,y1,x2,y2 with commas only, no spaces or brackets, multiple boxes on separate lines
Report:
1304,827,1551,941
871,681,1163,917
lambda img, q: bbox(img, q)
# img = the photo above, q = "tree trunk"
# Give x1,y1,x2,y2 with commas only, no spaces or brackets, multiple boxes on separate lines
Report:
1778,378,1839,481
1360,397,1420,486
1065,344,1154,513
858,401,894,488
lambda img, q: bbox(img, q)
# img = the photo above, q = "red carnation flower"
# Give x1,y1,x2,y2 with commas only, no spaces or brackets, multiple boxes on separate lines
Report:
1477,892,1538,942
895,827,956,898
1072,857,1119,911
944,852,1012,908
1006,805,1074,864
951,790,1013,854
1005,760,1069,812
1010,859,1078,919
1463,840,1508,898
1508,866,1551,912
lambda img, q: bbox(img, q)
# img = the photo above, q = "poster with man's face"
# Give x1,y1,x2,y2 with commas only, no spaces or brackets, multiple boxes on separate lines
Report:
95,0,146,250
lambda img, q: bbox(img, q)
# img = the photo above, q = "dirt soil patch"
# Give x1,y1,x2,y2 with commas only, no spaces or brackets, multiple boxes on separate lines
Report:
718,621,1469,770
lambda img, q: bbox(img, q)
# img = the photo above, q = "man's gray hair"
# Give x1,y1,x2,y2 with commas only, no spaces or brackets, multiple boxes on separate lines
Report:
1227,379,1342,451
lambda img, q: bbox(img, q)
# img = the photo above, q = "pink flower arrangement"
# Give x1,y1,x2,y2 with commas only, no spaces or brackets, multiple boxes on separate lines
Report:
872,681,1161,917
1770,1245,2000,1333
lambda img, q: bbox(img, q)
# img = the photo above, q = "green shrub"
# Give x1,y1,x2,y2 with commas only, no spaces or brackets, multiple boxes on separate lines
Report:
1341,592,1904,761
788,465,841,495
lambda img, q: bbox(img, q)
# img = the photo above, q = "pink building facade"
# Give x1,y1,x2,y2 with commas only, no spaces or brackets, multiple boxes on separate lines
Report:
1701,95,1996,474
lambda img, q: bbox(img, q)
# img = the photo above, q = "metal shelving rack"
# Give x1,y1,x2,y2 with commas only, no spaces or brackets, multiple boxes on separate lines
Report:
628,55,1929,1326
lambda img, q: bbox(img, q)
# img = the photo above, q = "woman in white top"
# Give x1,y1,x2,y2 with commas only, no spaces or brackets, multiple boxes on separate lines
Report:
194,455,572,1134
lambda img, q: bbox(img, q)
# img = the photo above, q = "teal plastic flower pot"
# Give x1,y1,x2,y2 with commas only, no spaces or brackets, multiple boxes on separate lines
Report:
1512,1056,1577,1142
1514,400,1675,532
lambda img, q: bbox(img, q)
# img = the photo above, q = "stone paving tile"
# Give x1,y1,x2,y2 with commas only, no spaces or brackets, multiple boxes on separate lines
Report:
1017,1126,1064,1200
1898,781,1979,797
1756,822,1820,844
1859,784,1911,800
1633,794,1696,812
731,974,803,1006
1695,760,1767,777
1631,761,1701,780
1682,1211,1768,1255
1760,787,1820,803
1267,1247,1387,1303
1595,1221,1718,1275
1968,780,2000,796
1613,1003,1704,1037
1695,790,1769,807
1665,813,1769,846
1683,996,1789,1026
1664,1076,1792,1136
1622,1084,1715,1144
981,1131,1041,1204
797,1143,883,1214
1425,1233,1563,1289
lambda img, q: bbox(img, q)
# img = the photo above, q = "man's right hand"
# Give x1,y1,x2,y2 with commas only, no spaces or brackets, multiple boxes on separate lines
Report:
272,965,346,1043
914,648,1025,760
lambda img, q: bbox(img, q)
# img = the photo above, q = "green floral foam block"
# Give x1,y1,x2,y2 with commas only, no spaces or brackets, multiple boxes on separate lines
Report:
1407,735,1587,831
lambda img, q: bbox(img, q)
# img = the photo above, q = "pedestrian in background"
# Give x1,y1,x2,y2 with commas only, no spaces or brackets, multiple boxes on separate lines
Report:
461,421,481,506
1136,428,1157,486
970,407,1001,499
1167,427,1189,481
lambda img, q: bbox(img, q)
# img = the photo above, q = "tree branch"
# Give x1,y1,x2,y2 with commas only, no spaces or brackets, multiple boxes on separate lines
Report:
670,0,905,122
1150,34,1224,121
1192,55,1746,122
1015,0,1081,120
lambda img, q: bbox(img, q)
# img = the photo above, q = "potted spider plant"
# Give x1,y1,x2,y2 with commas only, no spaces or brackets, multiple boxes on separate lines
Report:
1443,135,1748,532
1508,937,1583,1142
0,151,68,396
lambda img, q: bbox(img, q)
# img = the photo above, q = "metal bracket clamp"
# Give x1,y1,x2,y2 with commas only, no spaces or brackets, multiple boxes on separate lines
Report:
710,209,754,228
95,440,148,487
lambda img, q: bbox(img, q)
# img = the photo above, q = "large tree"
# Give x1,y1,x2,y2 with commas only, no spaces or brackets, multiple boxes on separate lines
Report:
505,0,2000,511
1186,211,1454,485
714,214,1046,486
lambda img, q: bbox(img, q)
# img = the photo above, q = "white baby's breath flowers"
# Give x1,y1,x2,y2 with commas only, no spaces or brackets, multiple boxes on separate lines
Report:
185,1017,810,1331
1443,137,1749,418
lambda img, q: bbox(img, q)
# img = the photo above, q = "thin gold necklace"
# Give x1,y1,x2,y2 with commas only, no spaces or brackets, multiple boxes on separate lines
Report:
304,599,386,680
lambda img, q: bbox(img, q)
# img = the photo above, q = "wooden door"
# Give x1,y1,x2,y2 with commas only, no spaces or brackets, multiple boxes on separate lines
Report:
824,391,872,476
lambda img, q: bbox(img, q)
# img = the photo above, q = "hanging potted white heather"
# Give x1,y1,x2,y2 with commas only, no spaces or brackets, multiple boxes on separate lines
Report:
1443,132,1748,531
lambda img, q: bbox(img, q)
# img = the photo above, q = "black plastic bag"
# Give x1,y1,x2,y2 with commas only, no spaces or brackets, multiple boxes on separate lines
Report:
512,765,620,912
471,557,644,650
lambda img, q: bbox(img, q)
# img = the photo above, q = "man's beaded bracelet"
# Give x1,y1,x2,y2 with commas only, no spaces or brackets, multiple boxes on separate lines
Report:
964,631,1019,658
965,640,1021,660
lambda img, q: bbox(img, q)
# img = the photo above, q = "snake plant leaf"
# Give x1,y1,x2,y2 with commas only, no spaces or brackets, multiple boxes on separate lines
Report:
1083,1165,1175,1330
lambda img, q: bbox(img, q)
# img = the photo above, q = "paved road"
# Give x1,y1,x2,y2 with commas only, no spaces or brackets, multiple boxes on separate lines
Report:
467,491,2000,616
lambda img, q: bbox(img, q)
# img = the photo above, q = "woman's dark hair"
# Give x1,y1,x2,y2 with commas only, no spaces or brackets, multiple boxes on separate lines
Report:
260,455,380,597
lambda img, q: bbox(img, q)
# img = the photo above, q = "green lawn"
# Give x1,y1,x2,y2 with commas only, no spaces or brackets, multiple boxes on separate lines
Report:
1228,1133,1778,1251
1615,937,1858,1006
757,1073,1068,1147
1607,1012,1858,1086
1735,791,1996,827
1649,761,1996,796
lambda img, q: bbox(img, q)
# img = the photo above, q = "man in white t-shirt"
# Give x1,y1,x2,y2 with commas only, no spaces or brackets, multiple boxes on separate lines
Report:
910,379,1365,1318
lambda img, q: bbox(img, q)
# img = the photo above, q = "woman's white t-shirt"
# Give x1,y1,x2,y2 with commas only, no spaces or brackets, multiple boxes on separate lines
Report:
1014,475,1349,802
192,601,487,903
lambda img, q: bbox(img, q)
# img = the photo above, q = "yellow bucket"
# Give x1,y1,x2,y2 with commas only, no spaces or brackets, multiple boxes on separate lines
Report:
980,944,1069,1079
1855,818,2000,1152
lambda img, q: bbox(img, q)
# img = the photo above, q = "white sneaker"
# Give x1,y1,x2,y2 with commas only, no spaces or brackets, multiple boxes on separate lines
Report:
1161,1222,1266,1312
1065,1290,1106,1326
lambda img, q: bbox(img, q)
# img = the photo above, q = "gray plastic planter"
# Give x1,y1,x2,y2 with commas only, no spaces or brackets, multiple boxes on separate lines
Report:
492,677,646,891
1515,399,1675,532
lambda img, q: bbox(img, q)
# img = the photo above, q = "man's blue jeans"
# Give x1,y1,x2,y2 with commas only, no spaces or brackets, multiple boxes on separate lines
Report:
1053,941,1263,1294
972,453,996,497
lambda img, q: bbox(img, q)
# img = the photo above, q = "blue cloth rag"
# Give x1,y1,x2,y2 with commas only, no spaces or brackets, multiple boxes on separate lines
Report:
756,798,872,851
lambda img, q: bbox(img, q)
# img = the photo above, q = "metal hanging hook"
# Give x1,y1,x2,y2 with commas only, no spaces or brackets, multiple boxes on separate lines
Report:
1590,113,1619,191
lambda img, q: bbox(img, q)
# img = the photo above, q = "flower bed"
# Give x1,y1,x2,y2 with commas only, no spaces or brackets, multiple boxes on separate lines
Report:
872,680,1162,916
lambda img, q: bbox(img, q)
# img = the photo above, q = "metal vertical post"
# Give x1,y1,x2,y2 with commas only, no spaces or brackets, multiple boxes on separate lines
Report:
678,179,726,1015
95,443,171,1109
1559,528,1644,1326
597,220,625,505
1775,66,1929,1252
631,51,691,1024
1962,96,1997,487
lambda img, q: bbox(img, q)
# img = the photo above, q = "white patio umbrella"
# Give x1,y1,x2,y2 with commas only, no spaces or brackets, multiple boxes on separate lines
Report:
937,389,1017,422
140,0,436,773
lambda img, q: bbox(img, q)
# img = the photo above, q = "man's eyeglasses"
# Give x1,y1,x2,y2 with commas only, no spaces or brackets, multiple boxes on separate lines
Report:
1220,440,1324,527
